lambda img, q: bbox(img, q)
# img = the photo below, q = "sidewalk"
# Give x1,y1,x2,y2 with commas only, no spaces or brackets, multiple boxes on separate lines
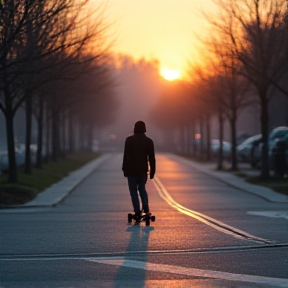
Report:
0,154,111,209
169,154,288,203
1,152,287,210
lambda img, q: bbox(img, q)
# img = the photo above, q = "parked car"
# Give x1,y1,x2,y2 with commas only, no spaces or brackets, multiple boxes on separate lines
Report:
237,134,262,167
0,143,37,171
236,133,253,145
210,139,231,159
269,126,288,142
0,150,8,171
252,126,288,170
270,137,288,176
269,128,288,172
0,149,25,171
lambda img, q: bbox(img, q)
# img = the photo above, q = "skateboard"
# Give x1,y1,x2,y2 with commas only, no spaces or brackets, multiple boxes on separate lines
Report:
128,212,156,225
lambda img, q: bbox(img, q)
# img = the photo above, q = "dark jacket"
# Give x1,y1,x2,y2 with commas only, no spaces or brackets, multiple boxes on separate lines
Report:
122,133,156,177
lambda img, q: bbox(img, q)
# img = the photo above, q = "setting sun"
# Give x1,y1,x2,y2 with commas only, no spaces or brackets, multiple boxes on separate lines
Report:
160,68,181,81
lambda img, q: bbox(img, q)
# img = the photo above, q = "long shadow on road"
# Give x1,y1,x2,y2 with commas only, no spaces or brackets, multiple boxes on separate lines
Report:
114,223,154,288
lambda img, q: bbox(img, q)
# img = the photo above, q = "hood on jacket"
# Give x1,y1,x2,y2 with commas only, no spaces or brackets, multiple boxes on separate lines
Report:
134,121,146,134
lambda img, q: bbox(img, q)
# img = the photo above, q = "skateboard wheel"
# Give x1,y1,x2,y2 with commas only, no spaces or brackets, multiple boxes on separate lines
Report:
128,213,133,223
151,216,155,222
145,218,150,226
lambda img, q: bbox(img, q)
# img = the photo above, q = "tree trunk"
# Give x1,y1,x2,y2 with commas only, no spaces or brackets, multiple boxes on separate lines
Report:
87,121,93,152
80,121,86,151
199,117,204,159
6,112,18,183
45,105,50,163
24,91,32,173
217,112,224,170
68,109,74,153
187,123,192,155
206,115,211,161
60,111,66,158
181,125,185,154
230,113,238,171
2,70,18,183
52,110,60,161
3,83,18,183
192,120,197,157
260,97,270,179
36,96,44,168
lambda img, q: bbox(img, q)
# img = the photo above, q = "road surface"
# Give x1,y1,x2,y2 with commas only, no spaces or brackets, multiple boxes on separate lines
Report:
1,153,288,288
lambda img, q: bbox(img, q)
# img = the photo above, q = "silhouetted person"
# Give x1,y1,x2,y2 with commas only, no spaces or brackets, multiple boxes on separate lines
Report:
122,121,156,219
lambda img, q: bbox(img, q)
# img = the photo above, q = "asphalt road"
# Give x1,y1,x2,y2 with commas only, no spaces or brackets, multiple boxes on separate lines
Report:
1,153,288,288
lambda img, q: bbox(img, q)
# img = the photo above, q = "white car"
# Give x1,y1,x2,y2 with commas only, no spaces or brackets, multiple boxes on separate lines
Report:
0,148,25,171
251,126,288,170
211,139,231,159
237,134,262,165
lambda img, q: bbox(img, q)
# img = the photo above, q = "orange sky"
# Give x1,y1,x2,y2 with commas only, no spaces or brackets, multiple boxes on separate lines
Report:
96,0,217,77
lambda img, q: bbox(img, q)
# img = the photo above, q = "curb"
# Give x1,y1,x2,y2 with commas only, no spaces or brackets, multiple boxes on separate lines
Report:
169,154,288,203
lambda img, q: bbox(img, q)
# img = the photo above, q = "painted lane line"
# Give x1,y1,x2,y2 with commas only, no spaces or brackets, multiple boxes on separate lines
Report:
87,257,288,287
153,177,272,244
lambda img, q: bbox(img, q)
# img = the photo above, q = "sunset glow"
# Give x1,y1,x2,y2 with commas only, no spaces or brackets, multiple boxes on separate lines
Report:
160,68,181,81
100,0,217,74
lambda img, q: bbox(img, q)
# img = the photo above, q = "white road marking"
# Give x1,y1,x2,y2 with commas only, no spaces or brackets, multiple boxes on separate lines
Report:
88,257,288,287
2,255,287,286
153,177,271,244
247,211,288,220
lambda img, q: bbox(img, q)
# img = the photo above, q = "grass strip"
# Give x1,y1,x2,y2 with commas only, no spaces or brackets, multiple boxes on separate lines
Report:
246,176,288,196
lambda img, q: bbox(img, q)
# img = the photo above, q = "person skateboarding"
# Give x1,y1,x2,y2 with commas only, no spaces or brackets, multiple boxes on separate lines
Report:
122,121,156,222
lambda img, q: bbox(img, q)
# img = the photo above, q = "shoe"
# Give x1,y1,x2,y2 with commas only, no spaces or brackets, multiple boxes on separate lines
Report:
145,212,151,219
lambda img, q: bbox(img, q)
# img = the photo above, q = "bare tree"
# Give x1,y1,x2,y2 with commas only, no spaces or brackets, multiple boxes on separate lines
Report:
214,40,251,170
67,60,118,152
0,1,35,182
209,0,287,178
0,0,115,182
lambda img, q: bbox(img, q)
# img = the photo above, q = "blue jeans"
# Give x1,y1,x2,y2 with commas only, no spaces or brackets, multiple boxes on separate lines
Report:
127,174,149,214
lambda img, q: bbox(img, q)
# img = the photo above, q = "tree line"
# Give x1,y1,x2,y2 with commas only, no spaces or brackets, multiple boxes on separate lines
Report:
152,0,288,179
0,0,118,183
